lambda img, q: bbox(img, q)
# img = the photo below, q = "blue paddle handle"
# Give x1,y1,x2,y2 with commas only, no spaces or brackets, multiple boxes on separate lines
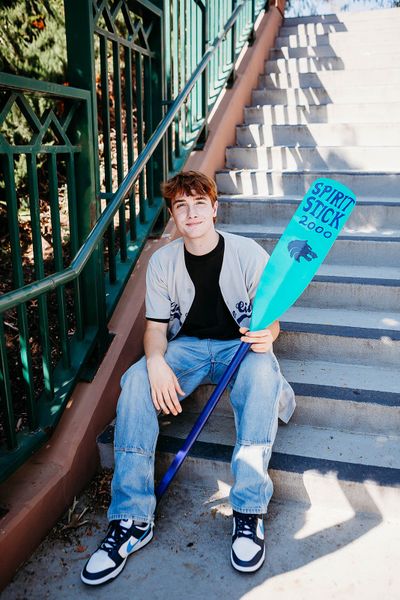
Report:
155,341,250,501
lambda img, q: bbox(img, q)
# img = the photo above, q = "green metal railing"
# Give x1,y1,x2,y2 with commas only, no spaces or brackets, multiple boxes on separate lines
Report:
0,0,268,481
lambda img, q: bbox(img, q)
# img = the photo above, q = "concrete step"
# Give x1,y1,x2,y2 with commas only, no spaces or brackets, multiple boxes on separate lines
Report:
98,417,400,517
311,262,400,285
225,146,400,172
244,102,400,125
279,18,400,37
291,276,399,312
282,8,400,26
236,123,400,147
155,418,400,518
275,318,400,370
282,304,400,333
265,54,400,73
260,68,400,89
217,196,400,237
186,359,400,435
217,223,400,268
215,169,400,198
270,43,400,60
252,85,400,106
275,32,400,49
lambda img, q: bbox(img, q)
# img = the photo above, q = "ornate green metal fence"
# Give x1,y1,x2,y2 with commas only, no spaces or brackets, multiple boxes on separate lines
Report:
0,0,268,481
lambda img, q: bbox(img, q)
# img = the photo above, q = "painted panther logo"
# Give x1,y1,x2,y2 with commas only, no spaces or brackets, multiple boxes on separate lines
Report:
288,239,318,263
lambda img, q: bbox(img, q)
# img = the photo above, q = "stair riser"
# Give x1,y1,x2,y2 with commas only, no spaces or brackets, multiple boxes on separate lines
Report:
275,331,399,367
186,387,400,435
237,123,400,148
295,280,400,312
252,86,400,106
253,236,400,268
155,452,400,518
244,104,400,125
260,69,400,88
226,146,400,171
265,55,400,73
218,201,400,233
270,44,400,59
216,171,400,198
288,396,400,436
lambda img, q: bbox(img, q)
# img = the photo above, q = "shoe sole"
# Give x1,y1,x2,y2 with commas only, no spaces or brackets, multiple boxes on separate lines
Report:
230,545,265,573
81,528,154,586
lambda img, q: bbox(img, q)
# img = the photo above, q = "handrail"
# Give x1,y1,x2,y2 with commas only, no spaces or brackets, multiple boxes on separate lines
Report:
0,1,248,315
0,72,91,100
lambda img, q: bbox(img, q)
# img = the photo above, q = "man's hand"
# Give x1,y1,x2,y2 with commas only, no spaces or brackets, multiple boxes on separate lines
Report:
239,326,275,353
146,356,185,416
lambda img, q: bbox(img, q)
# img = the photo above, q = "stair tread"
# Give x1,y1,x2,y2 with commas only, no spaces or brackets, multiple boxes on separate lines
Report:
218,195,400,206
217,167,400,175
158,415,400,471
282,8,400,24
313,263,400,283
217,222,400,240
244,100,400,118
248,100,400,106
238,122,400,130
281,358,399,397
267,53,400,61
256,84,400,92
281,305,400,333
229,144,400,150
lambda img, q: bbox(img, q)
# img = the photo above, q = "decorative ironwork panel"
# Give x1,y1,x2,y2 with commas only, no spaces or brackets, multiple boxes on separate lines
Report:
0,74,103,480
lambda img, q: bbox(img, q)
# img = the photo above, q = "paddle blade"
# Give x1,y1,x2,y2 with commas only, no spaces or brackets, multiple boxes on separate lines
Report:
250,177,357,331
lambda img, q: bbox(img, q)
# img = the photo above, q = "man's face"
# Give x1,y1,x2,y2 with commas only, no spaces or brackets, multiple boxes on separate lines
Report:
169,192,218,240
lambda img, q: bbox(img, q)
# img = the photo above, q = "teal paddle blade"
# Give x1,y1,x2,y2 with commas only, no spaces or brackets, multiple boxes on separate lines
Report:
250,177,357,331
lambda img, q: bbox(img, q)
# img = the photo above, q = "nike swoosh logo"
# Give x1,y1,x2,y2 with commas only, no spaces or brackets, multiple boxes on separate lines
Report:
127,539,137,553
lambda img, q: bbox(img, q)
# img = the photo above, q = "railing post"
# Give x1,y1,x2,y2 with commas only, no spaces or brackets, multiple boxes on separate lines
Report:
249,0,257,46
228,0,238,88
63,0,108,354
147,0,168,234
195,0,209,150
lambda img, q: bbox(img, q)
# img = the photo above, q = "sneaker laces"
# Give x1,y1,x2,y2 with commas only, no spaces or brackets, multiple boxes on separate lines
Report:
234,513,258,540
100,520,131,553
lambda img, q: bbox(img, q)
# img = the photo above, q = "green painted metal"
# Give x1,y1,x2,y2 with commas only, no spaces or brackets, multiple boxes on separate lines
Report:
0,0,268,481
0,317,17,450
26,154,54,396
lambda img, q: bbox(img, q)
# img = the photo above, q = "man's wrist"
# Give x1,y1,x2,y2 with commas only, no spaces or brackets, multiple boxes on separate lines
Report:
146,353,165,365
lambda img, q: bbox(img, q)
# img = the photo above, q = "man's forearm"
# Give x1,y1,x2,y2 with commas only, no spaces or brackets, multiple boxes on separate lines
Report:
143,327,168,362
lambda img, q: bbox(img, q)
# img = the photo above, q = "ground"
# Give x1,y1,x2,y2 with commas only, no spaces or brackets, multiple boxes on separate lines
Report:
2,469,400,600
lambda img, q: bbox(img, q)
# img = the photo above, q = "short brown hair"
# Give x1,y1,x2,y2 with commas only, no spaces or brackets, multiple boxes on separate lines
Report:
161,170,217,209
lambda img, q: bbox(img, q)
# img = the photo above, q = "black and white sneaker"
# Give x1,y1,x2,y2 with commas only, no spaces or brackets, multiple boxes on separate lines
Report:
81,518,154,585
231,511,265,573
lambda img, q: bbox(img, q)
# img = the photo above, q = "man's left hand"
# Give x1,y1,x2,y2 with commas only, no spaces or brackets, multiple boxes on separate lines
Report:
239,326,274,353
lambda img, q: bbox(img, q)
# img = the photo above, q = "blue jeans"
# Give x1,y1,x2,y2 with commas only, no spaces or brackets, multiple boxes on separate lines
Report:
108,336,295,523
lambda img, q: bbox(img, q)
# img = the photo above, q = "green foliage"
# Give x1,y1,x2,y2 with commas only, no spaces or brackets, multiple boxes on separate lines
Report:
0,0,67,81
0,1,68,200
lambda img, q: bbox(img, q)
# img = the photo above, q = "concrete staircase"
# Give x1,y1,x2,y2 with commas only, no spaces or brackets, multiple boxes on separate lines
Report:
99,8,400,519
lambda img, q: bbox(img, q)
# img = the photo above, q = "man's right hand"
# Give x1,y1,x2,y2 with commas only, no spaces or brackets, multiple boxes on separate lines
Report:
146,356,185,416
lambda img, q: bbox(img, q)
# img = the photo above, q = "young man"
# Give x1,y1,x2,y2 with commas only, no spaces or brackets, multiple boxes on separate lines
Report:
81,171,295,585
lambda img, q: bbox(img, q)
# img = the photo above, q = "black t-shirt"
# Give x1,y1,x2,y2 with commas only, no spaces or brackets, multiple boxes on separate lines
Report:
178,234,240,340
